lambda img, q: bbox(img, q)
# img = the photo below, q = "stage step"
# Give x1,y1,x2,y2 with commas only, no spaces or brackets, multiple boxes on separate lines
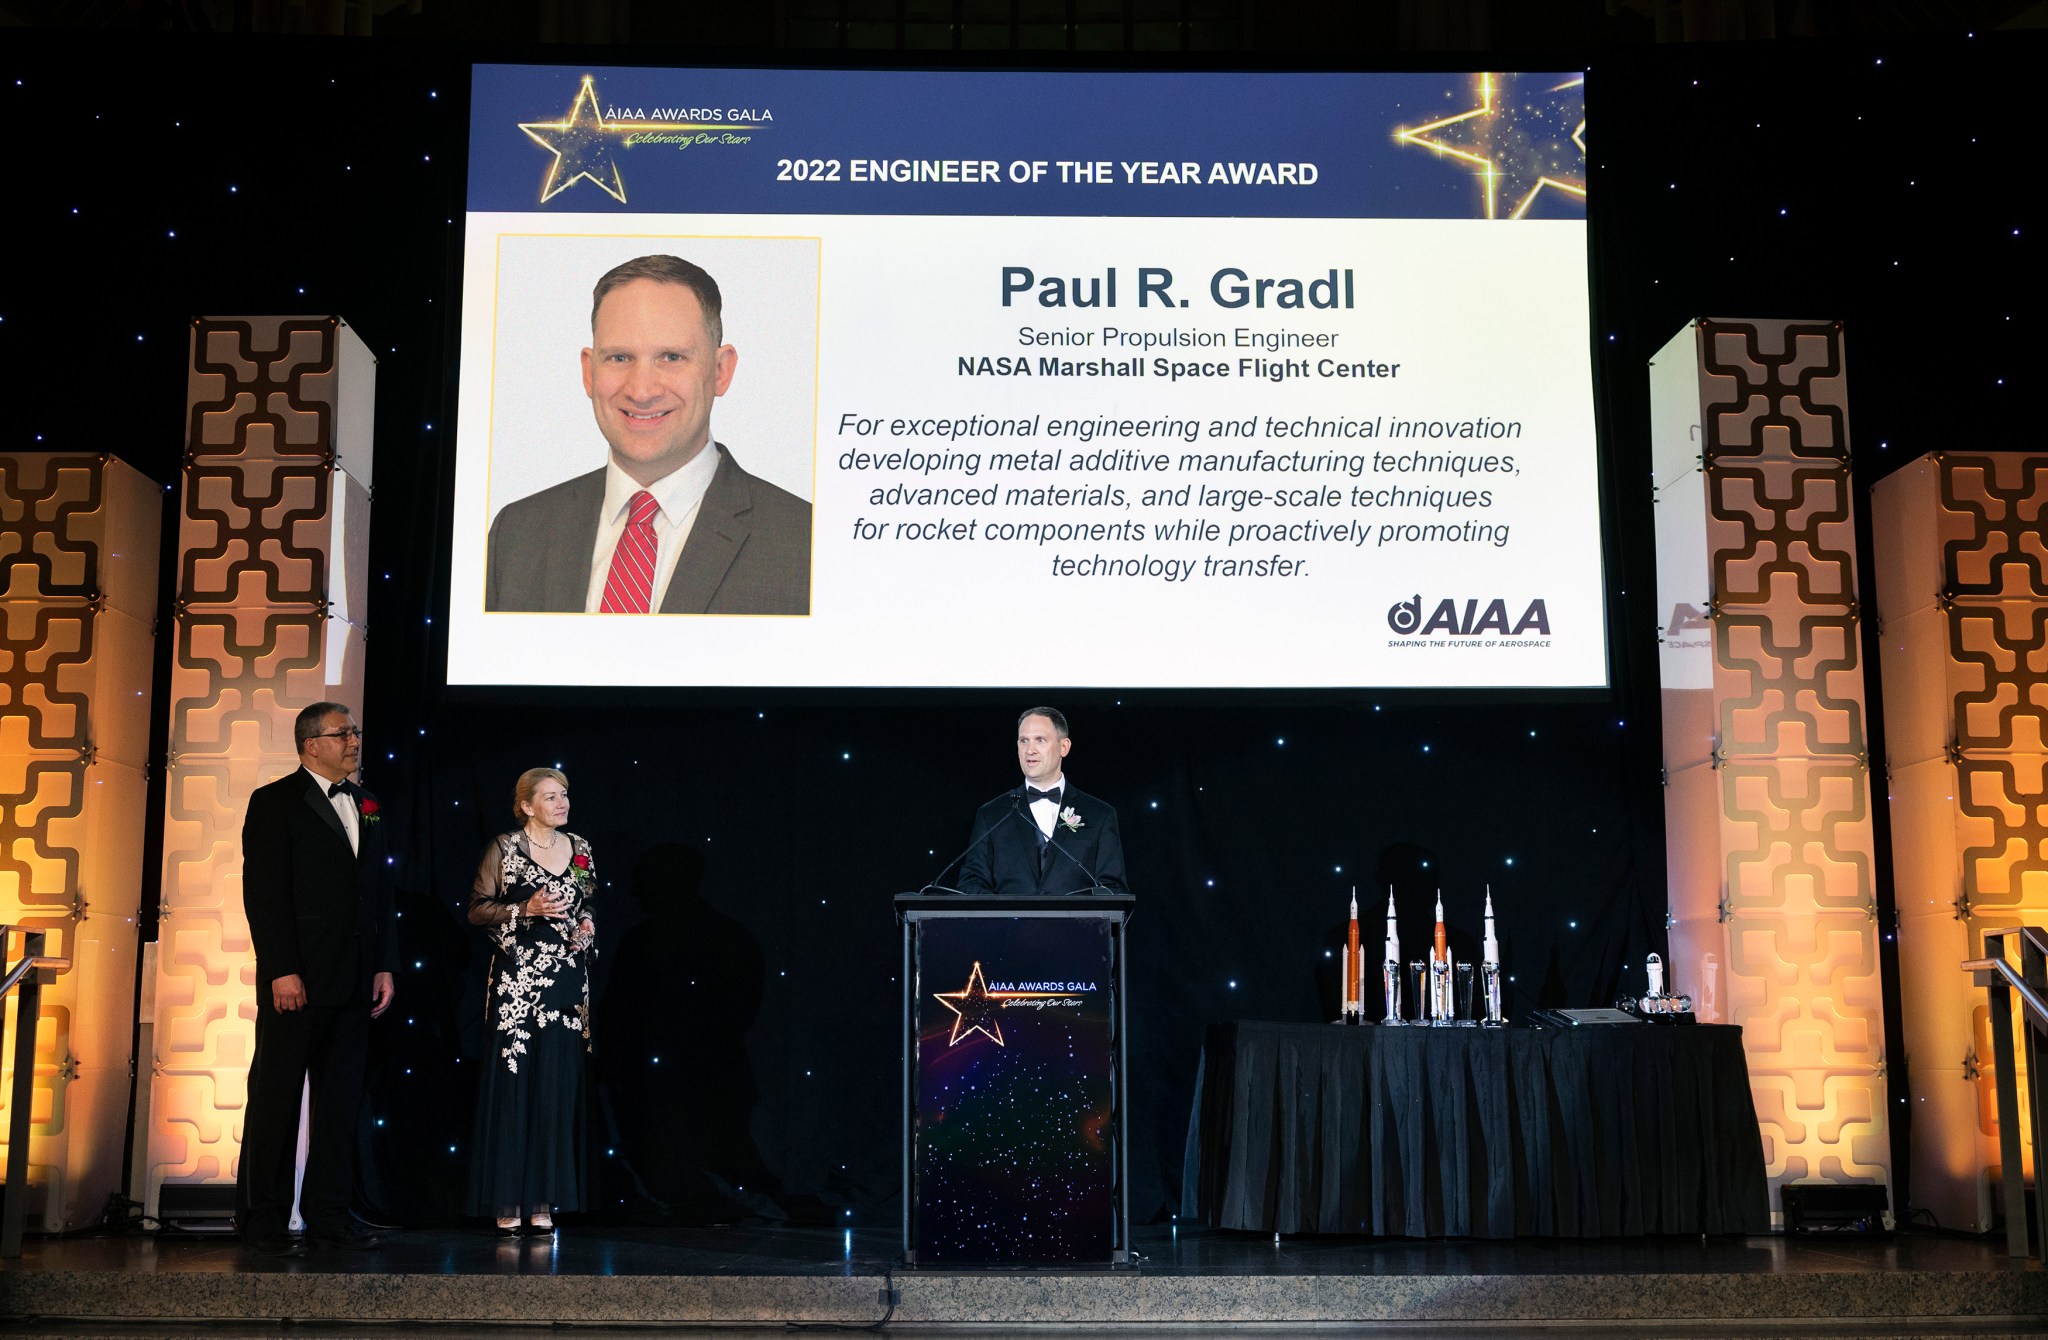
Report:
1,1226,2041,1331
4,1264,2045,1329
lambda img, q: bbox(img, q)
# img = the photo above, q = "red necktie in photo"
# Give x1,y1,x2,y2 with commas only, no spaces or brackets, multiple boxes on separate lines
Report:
599,490,661,613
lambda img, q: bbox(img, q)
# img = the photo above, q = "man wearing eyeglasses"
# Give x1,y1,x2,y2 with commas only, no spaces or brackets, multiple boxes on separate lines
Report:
236,701,399,1255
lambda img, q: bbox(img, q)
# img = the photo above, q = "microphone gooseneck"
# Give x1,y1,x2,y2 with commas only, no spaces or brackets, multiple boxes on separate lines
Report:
920,793,1031,895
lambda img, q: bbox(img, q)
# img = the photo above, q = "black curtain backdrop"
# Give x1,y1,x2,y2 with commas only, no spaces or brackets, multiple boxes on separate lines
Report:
10,24,2044,1230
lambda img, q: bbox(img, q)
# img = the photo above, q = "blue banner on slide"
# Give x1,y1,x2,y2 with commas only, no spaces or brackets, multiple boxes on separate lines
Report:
468,66,1586,220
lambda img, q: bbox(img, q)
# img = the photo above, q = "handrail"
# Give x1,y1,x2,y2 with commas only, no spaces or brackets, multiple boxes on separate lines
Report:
1,954,72,997
1958,956,2048,1031
2,925,72,1260
1963,924,2048,1262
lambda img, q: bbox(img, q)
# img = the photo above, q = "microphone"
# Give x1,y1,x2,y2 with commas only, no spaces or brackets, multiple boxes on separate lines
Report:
1041,823,1105,896
919,794,1031,895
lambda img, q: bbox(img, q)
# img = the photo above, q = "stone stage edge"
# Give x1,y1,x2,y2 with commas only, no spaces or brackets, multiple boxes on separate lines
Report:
0,1223,2043,1336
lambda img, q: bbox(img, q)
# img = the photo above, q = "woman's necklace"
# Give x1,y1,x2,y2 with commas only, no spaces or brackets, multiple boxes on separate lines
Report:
527,825,560,851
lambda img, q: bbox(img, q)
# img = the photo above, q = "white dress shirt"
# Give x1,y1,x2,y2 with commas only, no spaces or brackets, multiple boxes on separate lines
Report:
1026,777,1067,838
303,765,359,856
583,445,722,613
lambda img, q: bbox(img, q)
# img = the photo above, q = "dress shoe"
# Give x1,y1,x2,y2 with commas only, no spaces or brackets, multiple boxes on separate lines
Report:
243,1233,303,1258
518,1221,556,1237
306,1225,385,1251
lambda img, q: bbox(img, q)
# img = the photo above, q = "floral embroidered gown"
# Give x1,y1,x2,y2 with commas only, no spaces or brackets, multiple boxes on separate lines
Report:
467,831,595,1218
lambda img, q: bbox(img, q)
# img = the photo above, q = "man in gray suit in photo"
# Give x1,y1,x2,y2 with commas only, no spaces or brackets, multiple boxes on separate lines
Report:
485,254,813,615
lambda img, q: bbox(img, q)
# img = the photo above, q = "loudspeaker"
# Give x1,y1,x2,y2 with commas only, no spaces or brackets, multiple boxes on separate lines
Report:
1781,1183,1889,1234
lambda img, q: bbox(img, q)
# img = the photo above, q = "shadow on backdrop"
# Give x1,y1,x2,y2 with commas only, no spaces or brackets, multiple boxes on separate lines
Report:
595,842,804,1224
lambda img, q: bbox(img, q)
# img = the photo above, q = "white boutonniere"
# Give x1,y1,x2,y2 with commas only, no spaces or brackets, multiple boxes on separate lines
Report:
1059,806,1085,832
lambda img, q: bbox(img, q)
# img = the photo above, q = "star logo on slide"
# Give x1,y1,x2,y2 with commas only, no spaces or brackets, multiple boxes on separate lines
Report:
519,75,629,203
517,74,771,205
1395,72,1586,220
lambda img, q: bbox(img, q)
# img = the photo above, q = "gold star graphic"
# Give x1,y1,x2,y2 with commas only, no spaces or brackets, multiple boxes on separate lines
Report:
1396,73,1587,220
520,75,628,204
935,961,1007,1047
932,961,1077,1047
517,76,774,206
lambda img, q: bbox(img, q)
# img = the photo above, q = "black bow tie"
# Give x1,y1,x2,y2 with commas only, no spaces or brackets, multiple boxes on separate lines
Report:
1025,787,1063,806
328,780,355,799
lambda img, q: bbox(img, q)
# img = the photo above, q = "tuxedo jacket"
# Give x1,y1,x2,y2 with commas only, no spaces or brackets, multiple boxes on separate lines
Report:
240,768,398,1006
958,783,1130,897
484,444,812,615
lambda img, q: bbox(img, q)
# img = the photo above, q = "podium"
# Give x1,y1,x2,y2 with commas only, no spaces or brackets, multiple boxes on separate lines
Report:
895,892,1134,1266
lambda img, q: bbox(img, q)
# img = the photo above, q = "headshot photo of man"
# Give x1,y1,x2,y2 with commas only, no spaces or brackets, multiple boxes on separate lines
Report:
485,253,813,615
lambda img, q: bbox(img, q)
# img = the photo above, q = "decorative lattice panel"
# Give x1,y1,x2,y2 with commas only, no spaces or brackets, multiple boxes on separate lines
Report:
1652,319,1892,1218
143,317,374,1217
0,453,160,1231
1872,452,2047,1232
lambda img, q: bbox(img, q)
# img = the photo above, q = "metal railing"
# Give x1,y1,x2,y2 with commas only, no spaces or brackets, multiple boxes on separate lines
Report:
1962,924,2048,1260
2,925,73,1259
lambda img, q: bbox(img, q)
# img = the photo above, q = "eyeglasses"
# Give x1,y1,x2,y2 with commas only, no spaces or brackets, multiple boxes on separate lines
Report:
310,727,365,742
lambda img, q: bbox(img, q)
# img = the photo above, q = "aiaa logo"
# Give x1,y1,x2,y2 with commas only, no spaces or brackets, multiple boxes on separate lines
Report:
1388,595,1551,637
1666,603,1710,637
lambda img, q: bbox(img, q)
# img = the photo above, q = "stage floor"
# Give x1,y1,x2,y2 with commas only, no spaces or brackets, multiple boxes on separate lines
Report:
1,1222,2043,1336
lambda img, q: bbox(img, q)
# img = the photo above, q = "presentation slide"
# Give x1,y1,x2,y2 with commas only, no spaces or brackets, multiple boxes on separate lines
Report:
449,66,1602,688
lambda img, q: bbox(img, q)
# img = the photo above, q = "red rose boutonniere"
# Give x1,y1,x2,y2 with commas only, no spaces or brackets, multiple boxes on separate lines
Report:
358,797,382,824
571,851,594,885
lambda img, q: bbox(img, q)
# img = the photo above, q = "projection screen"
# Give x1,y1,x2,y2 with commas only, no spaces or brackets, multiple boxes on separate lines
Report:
449,66,1602,689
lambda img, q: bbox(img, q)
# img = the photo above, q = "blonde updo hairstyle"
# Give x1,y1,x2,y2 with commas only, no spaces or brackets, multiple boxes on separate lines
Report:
513,767,571,823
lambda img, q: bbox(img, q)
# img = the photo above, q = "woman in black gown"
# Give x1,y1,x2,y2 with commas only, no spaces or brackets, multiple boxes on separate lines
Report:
467,767,596,1235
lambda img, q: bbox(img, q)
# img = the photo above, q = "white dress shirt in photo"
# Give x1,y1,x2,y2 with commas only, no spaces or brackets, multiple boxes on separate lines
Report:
583,443,722,613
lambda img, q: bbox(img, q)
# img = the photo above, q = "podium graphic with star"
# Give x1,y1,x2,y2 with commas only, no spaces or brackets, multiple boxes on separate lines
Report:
897,894,1132,1266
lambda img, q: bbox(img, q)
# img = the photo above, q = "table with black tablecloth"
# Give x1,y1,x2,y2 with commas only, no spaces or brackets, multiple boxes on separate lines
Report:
1180,1021,1768,1239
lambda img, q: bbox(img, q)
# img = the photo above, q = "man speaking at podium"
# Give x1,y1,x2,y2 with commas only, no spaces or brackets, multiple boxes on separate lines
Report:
959,707,1129,897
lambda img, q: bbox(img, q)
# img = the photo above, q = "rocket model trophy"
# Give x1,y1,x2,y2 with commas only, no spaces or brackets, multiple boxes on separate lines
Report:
1429,893,1454,1024
1338,890,1363,1023
1381,888,1403,1025
1480,887,1506,1027
1622,951,1695,1020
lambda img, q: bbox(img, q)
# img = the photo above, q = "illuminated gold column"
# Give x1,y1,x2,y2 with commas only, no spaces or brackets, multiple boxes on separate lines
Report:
1871,453,2045,1233
1652,319,1893,1218
144,318,375,1217
0,454,160,1231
